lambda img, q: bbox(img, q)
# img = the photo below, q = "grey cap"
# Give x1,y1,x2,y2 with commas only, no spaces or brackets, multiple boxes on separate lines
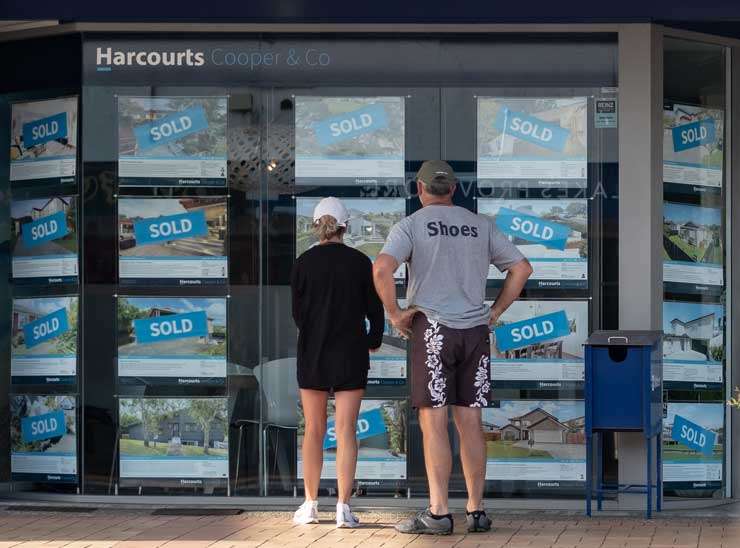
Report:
416,160,456,186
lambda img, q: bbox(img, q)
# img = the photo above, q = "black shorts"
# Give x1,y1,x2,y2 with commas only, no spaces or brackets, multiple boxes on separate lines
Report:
298,380,367,393
297,371,368,393
410,313,491,408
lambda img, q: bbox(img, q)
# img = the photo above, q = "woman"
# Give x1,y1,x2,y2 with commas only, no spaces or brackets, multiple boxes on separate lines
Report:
290,197,385,528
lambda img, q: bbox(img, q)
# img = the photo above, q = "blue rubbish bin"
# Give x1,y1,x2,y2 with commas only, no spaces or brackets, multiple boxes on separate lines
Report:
584,330,663,518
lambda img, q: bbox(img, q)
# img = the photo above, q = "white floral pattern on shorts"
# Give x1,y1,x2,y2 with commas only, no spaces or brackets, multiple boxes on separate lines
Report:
424,320,447,407
471,354,491,407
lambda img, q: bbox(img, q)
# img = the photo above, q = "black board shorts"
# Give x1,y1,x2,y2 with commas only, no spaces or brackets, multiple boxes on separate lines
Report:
410,313,491,408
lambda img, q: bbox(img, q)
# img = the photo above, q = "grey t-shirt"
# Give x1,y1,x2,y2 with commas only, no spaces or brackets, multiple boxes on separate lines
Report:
380,204,525,329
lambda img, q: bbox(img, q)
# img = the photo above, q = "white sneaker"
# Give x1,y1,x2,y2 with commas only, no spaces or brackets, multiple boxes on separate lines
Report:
336,502,360,528
293,500,319,525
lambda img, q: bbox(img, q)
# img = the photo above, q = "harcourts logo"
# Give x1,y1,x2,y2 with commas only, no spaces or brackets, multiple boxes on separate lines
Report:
96,47,205,71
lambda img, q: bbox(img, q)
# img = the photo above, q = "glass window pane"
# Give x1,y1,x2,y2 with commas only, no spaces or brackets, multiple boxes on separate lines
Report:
662,36,729,499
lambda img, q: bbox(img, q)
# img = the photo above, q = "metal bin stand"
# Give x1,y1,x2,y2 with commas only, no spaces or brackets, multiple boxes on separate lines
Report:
584,330,663,519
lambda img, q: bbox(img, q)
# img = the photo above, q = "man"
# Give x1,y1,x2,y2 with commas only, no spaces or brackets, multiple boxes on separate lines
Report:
373,161,532,535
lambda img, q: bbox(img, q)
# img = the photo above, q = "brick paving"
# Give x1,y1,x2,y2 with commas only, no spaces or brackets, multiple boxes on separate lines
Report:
0,508,737,548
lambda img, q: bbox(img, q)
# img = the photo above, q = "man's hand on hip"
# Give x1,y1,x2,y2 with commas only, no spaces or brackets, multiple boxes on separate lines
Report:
389,307,417,339
488,307,501,327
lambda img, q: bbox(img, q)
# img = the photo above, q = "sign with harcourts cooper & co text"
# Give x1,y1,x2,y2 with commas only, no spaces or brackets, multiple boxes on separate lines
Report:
295,96,405,186
299,399,407,484
118,96,227,187
11,196,79,284
10,97,78,185
479,199,588,290
118,197,228,286
663,103,724,194
11,297,78,385
488,300,587,391
11,395,78,483
117,297,227,386
663,403,723,493
477,97,588,189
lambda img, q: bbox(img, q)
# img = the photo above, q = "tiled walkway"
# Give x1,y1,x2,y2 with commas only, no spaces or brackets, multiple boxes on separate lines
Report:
0,507,738,548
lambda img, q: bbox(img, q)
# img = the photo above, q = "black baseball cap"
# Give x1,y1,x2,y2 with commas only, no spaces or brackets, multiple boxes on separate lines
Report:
416,160,456,186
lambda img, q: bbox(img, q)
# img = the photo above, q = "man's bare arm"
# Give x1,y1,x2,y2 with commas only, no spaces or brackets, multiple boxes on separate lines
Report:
373,254,416,337
490,259,533,325
372,254,400,316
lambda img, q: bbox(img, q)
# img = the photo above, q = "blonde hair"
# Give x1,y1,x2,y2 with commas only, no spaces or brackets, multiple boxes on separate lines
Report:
314,215,345,242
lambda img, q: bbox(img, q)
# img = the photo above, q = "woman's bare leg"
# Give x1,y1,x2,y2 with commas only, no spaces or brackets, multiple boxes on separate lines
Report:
300,389,329,501
333,388,364,504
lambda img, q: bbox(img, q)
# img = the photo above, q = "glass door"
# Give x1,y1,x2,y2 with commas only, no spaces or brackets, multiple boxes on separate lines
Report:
662,35,730,499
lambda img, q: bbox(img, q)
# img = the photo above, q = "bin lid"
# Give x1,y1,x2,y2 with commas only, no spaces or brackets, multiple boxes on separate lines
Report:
585,330,663,346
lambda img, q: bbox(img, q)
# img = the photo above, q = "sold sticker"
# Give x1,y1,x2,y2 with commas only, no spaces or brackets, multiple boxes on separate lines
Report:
21,211,69,248
21,410,67,443
323,407,387,450
671,415,717,456
23,112,68,148
133,310,208,345
494,107,570,153
494,310,570,352
495,207,570,250
313,103,389,146
133,105,209,151
133,210,208,246
23,307,70,349
672,118,716,152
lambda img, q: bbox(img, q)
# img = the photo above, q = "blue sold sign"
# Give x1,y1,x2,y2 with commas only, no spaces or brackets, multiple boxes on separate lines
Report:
21,211,69,248
133,210,208,246
23,307,70,349
21,410,67,443
494,310,570,353
133,310,208,345
495,207,570,251
23,112,68,148
323,407,387,450
672,119,716,152
671,415,717,456
314,103,389,146
494,107,570,153
133,105,209,151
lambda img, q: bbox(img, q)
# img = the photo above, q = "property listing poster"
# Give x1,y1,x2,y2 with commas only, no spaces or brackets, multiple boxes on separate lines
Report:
117,96,228,187
11,297,78,385
478,198,588,289
662,301,724,390
11,196,78,284
10,97,78,184
295,97,405,186
10,395,77,483
483,400,586,489
368,299,408,386
119,398,229,483
477,97,588,188
663,403,724,492
298,399,407,484
489,300,587,390
117,297,227,386
663,103,724,194
663,201,723,294
295,197,406,280
118,197,228,285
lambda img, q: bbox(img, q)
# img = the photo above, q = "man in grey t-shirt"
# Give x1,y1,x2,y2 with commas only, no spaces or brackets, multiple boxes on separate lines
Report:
373,161,532,535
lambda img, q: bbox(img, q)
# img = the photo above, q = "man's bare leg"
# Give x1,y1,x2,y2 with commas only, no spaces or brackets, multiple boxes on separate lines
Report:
452,406,486,512
418,406,451,515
